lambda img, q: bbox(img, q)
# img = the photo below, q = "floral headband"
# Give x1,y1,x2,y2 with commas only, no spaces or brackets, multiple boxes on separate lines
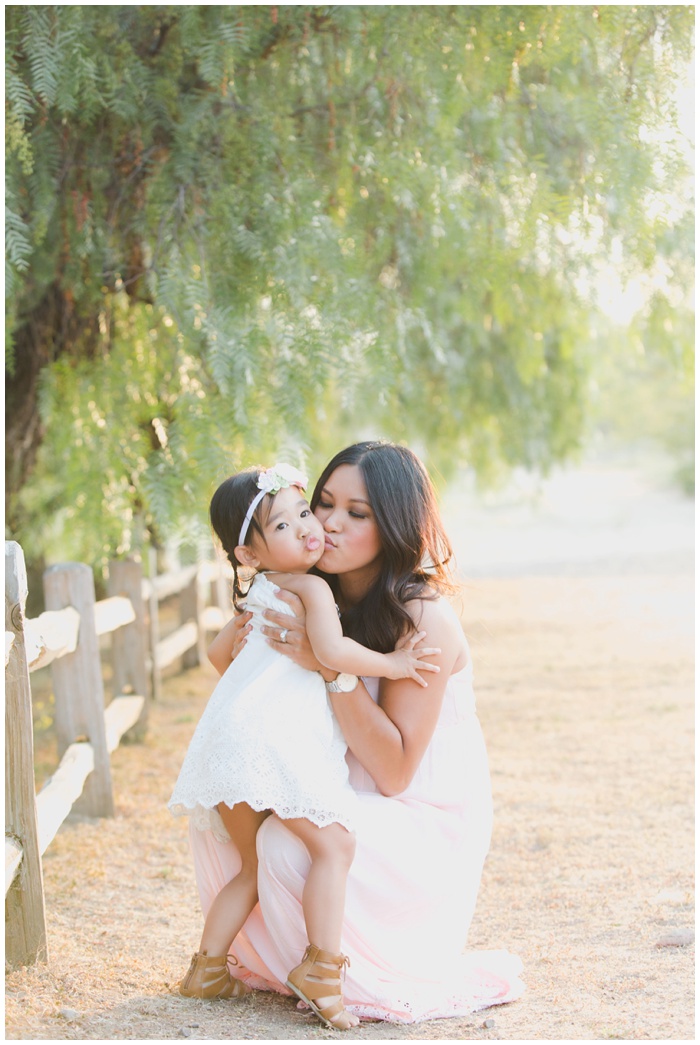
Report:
238,463,309,546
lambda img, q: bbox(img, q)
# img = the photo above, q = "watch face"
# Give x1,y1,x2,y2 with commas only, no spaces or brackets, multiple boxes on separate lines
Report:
336,673,358,691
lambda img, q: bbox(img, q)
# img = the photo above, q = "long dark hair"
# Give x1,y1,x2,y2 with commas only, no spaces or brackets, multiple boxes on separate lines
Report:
209,468,268,609
310,441,455,653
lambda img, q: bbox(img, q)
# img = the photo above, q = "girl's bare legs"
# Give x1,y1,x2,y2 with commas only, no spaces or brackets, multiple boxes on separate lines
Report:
283,818,359,1028
282,819,354,951
199,802,270,956
179,803,268,999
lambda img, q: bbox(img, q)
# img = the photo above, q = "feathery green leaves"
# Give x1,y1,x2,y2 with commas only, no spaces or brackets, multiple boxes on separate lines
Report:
5,4,694,567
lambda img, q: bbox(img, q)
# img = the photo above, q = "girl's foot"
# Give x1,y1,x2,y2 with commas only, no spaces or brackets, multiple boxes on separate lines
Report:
286,944,359,1030
179,951,252,1000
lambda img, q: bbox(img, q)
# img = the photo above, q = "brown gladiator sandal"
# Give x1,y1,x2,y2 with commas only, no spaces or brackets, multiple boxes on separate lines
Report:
286,944,356,1031
179,951,252,1000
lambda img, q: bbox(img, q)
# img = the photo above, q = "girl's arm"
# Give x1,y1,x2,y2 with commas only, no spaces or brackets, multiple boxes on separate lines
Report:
328,597,468,796
207,613,249,675
278,573,440,686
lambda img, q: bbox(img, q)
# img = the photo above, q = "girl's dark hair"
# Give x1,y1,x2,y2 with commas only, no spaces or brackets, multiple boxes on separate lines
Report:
209,468,268,609
310,441,455,653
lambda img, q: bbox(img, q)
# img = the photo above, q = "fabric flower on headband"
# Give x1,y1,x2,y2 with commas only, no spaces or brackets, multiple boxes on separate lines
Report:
256,463,308,496
238,463,309,545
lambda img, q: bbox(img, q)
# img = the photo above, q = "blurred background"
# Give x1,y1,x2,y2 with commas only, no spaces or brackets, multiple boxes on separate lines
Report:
5,5,694,606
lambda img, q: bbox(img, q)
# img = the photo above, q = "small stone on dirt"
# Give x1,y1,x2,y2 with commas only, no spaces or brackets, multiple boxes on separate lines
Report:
58,1008,79,1020
655,930,694,948
482,1017,496,1028
178,1028,192,1038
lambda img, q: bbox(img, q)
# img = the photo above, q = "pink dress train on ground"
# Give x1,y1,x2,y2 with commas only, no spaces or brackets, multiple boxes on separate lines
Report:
189,658,525,1024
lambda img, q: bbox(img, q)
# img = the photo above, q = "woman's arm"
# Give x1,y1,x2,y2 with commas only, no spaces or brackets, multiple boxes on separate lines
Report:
329,598,467,796
279,574,440,685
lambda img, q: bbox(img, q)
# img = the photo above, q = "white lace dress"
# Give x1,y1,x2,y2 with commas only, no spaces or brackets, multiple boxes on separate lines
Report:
168,572,357,841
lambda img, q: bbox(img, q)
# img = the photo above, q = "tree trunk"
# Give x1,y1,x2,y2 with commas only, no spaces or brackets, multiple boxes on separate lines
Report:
4,283,100,524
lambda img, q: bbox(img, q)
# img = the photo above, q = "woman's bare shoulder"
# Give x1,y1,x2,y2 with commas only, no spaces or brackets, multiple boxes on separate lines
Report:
407,593,469,666
407,591,462,628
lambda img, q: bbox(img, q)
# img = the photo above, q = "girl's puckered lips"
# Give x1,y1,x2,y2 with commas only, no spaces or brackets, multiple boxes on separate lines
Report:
305,535,321,552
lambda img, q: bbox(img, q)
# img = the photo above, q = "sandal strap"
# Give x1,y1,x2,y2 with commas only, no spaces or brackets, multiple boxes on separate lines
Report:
293,975,340,1003
299,944,350,972
179,950,251,1000
218,974,251,999
287,945,351,1003
315,996,347,1023
286,946,356,1031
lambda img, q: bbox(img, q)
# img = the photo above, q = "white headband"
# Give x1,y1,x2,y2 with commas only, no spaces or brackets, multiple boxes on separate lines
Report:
238,463,309,546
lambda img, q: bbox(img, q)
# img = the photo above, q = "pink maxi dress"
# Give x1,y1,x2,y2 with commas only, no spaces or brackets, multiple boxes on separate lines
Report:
189,658,525,1024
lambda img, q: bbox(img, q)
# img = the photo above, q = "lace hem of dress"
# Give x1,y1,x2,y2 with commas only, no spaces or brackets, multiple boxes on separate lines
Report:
170,799,354,843
231,951,525,1025
347,990,518,1025
238,979,523,1026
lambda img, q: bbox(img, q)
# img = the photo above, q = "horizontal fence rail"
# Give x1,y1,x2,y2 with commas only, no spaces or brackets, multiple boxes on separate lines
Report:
5,541,232,968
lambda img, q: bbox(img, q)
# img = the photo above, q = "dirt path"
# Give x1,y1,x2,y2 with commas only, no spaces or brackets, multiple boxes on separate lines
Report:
6,568,694,1041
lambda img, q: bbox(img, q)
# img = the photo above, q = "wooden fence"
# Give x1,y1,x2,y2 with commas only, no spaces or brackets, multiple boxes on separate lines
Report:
4,541,231,968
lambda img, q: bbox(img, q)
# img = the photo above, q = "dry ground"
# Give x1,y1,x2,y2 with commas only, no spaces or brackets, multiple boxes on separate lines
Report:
5,569,694,1041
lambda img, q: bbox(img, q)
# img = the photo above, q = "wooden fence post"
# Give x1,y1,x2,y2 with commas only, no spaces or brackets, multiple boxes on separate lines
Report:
107,558,149,740
43,563,114,818
5,541,48,966
147,546,162,702
181,567,206,670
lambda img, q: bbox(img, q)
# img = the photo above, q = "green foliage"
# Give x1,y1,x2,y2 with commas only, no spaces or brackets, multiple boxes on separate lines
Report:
590,292,695,494
5,5,694,567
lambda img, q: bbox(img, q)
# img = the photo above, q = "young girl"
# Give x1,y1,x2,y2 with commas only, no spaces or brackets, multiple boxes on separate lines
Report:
168,463,439,1030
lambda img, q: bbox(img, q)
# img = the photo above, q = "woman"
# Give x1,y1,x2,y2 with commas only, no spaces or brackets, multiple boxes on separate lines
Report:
189,441,524,1023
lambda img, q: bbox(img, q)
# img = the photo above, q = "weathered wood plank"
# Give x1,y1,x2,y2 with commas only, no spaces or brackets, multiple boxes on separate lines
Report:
34,742,95,856
5,836,23,895
147,547,162,702
199,559,233,584
104,695,145,753
156,621,198,669
93,596,136,636
149,564,199,602
5,541,48,965
108,560,149,739
44,563,114,818
10,696,144,894
143,560,231,597
201,604,228,632
25,607,80,672
181,570,205,670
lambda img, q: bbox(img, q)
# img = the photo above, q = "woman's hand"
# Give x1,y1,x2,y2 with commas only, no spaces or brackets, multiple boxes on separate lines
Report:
259,589,329,675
